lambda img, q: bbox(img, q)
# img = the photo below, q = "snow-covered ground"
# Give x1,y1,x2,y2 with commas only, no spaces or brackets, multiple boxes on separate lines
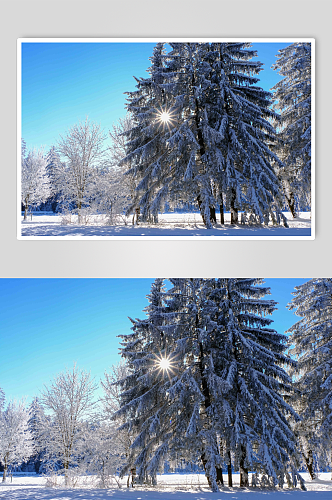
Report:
19,212,312,239
0,472,331,499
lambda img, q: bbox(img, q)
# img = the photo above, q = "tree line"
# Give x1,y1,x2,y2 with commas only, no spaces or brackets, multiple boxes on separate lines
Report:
21,116,133,225
21,42,311,228
0,364,127,487
0,278,330,491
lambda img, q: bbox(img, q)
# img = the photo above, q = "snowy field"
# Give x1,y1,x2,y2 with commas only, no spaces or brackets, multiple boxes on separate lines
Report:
0,473,331,500
20,212,312,238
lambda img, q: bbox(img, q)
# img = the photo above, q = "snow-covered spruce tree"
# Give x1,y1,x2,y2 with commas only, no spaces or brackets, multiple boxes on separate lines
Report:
115,279,303,492
287,279,332,479
200,279,304,489
21,145,51,220
272,43,312,215
122,43,170,224
26,398,46,473
44,146,62,212
122,43,287,228
0,400,34,482
0,388,4,412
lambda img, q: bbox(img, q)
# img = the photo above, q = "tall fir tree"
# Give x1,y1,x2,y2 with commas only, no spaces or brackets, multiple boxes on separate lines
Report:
287,279,332,478
272,43,312,215
123,43,169,223
27,398,46,473
199,278,303,489
115,278,303,492
44,146,61,212
122,43,287,228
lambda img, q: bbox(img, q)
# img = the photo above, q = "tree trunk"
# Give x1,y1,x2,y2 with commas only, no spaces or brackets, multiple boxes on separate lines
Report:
132,207,140,225
2,464,7,483
77,197,82,224
127,467,136,487
220,199,224,225
63,459,69,486
197,196,216,226
197,195,204,224
201,454,213,490
23,196,29,220
210,206,217,224
24,194,29,220
286,192,297,218
230,189,238,224
239,445,249,487
216,465,224,486
303,450,316,480
192,77,216,228
195,311,221,490
227,450,233,487
197,195,206,226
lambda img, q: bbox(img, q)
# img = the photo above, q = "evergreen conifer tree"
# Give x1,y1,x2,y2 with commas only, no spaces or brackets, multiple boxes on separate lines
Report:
123,43,169,223
115,278,303,492
287,279,332,478
45,146,61,212
272,43,312,215
27,398,46,473
122,43,287,228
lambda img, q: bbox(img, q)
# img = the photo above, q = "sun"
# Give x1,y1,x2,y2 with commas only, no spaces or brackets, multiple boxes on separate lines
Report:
152,353,176,377
158,357,171,370
159,112,171,123
154,107,176,130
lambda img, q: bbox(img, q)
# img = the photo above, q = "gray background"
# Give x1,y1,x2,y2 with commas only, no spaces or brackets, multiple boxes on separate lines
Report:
1,0,329,278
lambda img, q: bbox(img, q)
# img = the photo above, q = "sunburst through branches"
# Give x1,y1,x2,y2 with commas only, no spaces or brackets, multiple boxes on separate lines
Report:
159,357,171,370
154,107,176,130
152,353,176,378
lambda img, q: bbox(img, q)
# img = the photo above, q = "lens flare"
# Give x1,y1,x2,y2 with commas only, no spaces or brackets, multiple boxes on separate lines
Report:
159,112,171,123
159,357,171,370
152,353,176,378
154,107,176,130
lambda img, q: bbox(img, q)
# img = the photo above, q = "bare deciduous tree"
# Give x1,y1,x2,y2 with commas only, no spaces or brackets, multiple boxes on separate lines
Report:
108,114,133,168
83,421,125,488
56,118,107,222
0,399,33,482
101,361,136,487
21,146,51,220
108,115,140,224
101,360,129,414
39,365,97,484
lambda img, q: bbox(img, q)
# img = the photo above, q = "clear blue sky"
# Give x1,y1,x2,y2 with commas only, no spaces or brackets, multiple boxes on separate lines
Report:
21,41,289,152
0,278,307,404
